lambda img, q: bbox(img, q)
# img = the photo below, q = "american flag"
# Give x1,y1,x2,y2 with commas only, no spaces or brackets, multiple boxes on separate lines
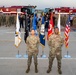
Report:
64,15,70,48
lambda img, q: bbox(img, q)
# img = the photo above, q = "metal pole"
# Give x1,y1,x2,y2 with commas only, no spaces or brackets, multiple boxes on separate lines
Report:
41,47,44,57
67,50,69,56
18,50,19,55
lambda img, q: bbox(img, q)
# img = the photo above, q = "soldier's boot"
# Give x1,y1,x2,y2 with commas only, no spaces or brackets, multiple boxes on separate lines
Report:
58,69,62,74
58,62,62,74
47,58,53,73
47,66,52,73
26,65,30,73
35,65,38,73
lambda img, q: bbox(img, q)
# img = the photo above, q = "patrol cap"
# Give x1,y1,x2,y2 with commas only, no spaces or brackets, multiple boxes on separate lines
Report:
54,26,59,29
30,28,35,31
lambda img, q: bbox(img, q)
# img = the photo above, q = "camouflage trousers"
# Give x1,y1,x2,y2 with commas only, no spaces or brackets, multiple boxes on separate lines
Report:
48,51,62,70
27,52,38,66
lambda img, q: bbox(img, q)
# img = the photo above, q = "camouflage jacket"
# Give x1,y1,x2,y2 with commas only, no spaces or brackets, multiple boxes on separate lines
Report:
48,33,64,54
26,35,40,53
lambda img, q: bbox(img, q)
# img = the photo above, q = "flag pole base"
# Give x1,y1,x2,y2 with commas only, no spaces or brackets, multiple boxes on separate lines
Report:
24,54,28,58
64,55,71,58
41,54,47,58
16,54,22,58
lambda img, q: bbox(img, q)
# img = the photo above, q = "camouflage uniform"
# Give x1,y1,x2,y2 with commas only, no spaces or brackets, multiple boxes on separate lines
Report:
47,33,64,74
26,35,40,73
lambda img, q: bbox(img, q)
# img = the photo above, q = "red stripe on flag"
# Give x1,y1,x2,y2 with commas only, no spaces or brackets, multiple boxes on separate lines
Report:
64,24,70,48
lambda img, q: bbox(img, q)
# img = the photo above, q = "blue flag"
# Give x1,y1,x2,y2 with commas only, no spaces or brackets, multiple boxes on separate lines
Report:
42,16,44,24
32,14,38,35
40,16,45,47
32,14,37,30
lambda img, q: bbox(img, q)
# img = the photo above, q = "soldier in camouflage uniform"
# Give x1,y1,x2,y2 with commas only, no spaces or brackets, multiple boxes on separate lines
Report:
26,29,40,73
47,27,64,74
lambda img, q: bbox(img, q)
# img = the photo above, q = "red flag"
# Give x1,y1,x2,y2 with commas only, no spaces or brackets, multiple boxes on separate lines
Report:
64,15,70,48
47,14,54,40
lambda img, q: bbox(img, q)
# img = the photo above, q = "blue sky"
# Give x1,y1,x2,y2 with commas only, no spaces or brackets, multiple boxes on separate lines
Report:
0,0,76,9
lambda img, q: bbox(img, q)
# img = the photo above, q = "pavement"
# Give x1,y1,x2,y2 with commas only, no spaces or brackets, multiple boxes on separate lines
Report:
0,26,76,75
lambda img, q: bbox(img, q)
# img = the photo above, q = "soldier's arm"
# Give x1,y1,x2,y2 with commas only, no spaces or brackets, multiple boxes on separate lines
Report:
26,37,29,44
61,37,64,47
37,36,40,44
26,37,29,51
48,36,52,46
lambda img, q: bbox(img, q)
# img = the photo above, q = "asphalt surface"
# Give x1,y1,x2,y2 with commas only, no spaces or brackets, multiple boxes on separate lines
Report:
0,26,76,75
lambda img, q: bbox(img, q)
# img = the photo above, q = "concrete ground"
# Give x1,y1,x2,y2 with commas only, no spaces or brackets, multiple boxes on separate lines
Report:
0,26,76,75
0,58,76,75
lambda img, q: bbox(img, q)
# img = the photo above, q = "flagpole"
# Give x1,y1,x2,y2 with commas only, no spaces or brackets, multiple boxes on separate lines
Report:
17,49,21,58
15,13,22,58
39,15,46,58
41,47,44,57
16,46,22,58
67,50,69,56
24,46,28,58
16,40,22,58
64,12,71,58
41,47,43,57
64,48,71,58
57,13,61,34
24,10,29,58
41,46,46,58
18,50,19,55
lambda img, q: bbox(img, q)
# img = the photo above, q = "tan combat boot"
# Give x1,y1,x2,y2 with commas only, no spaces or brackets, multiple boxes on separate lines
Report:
35,65,38,73
47,59,53,73
47,66,52,73
26,65,30,73
58,69,62,74
58,62,62,74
